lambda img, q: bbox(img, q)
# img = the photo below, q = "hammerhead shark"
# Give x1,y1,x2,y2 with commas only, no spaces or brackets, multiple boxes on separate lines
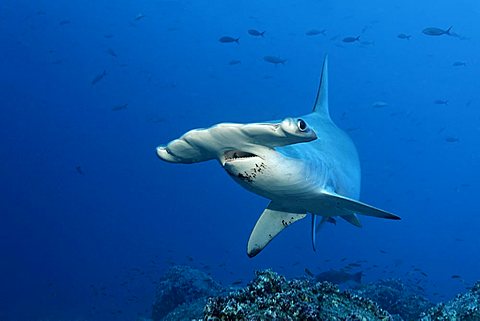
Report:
156,56,400,257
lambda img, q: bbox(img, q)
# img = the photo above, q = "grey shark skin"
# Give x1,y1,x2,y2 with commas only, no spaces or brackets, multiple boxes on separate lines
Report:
156,56,400,257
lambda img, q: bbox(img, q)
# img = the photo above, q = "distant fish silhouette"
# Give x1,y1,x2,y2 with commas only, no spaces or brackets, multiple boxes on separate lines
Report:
106,48,117,58
219,36,239,44
59,19,70,26
422,26,452,36
316,269,363,284
306,29,326,36
372,101,388,108
248,29,265,37
91,70,107,86
445,137,459,143
75,166,84,175
263,56,286,65
434,99,448,105
112,103,128,111
134,13,146,21
343,36,360,43
397,33,411,40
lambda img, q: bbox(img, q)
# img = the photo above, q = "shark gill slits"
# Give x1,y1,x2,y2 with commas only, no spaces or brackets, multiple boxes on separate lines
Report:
297,119,308,132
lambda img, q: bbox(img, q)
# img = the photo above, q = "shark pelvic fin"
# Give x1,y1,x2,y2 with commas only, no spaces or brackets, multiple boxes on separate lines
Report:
312,55,329,118
312,215,334,251
321,191,400,220
247,202,306,257
340,213,362,227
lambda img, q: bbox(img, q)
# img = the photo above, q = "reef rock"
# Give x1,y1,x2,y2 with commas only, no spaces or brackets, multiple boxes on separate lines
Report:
419,281,480,320
204,269,393,321
355,279,433,320
151,265,223,321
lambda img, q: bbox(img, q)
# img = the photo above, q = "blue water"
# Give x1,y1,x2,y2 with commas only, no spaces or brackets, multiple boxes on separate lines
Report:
1,0,479,320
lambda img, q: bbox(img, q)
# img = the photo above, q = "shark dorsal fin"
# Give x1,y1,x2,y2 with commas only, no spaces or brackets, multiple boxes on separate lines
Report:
312,55,329,118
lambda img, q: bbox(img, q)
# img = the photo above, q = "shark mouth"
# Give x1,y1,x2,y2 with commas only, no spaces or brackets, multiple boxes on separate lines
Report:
223,150,259,163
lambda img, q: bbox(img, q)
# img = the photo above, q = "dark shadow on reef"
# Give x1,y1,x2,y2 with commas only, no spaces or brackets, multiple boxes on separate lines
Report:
145,265,480,321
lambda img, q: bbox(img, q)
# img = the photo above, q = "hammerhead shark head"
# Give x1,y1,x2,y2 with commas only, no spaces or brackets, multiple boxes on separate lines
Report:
156,56,400,257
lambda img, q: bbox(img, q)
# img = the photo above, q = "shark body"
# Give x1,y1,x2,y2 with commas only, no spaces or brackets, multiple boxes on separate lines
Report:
156,56,400,257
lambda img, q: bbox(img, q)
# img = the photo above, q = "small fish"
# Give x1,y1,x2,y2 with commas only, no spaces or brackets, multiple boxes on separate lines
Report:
59,19,70,26
451,274,462,279
452,61,466,67
219,36,239,44
445,137,459,143
104,34,114,39
397,33,411,40
305,29,326,36
422,26,452,36
347,263,361,268
112,103,128,111
106,48,117,58
231,279,243,285
372,101,388,108
263,56,286,65
228,60,241,65
134,13,146,21
434,99,448,105
248,29,265,37
342,36,360,43
379,249,387,254
421,272,428,277
304,268,314,278
76,166,84,175
91,70,107,86
316,269,363,284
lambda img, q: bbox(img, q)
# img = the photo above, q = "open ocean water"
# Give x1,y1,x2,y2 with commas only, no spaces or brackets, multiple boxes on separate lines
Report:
1,0,480,320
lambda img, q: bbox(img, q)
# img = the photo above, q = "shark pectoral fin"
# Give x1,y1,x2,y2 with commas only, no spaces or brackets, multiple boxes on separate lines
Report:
340,213,362,227
247,203,306,257
322,192,400,220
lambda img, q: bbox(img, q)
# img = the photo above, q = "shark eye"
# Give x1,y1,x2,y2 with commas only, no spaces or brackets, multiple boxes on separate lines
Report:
297,119,308,132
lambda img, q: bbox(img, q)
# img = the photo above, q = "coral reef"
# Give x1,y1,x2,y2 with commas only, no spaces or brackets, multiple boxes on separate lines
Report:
355,279,433,320
204,269,393,320
419,281,480,320
151,265,223,321
148,266,480,321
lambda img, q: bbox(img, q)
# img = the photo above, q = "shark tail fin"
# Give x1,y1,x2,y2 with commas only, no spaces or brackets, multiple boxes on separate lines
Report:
247,202,306,257
312,55,329,119
312,215,335,251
